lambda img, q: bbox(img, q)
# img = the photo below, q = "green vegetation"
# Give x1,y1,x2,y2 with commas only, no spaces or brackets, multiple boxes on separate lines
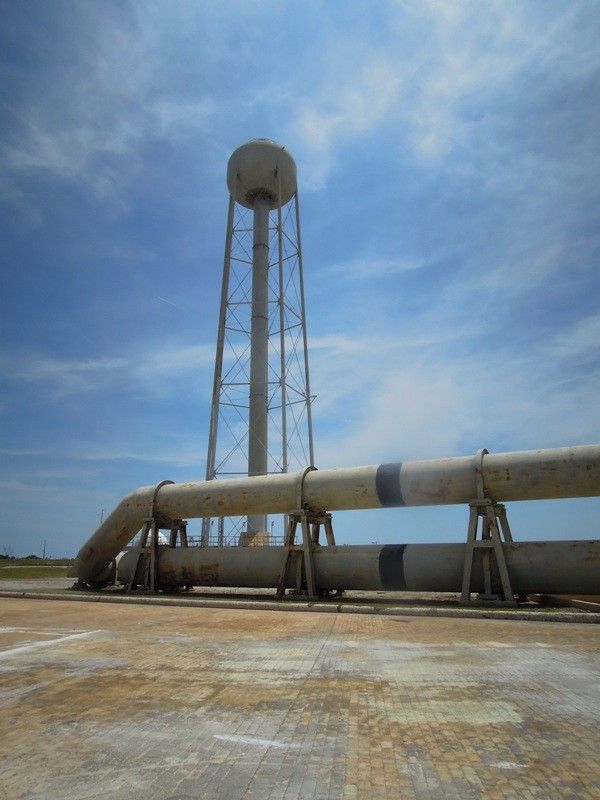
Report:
0,558,73,580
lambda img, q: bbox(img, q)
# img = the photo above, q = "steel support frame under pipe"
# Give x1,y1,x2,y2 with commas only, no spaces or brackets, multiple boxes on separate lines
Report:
276,509,338,599
461,500,515,605
461,448,515,606
126,518,189,593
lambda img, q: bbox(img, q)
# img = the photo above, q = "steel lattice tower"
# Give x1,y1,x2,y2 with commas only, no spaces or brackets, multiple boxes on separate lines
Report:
200,139,314,546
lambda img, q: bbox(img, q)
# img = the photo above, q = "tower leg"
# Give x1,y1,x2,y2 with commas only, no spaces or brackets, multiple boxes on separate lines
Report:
202,194,235,547
294,192,315,468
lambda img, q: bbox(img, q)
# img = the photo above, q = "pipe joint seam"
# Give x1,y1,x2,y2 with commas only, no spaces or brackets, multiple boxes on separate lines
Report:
474,448,489,501
296,465,317,511
149,480,174,522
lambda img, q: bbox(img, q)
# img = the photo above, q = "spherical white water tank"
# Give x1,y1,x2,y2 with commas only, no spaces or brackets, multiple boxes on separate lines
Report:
227,138,297,209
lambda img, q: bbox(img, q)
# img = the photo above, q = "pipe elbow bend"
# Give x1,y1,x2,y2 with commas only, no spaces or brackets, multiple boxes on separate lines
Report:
74,482,170,587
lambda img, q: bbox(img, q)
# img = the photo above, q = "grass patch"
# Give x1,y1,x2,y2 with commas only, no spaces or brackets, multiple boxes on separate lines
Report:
0,565,70,580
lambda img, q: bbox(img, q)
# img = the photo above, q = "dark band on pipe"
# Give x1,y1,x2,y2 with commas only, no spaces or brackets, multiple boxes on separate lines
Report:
375,463,405,507
378,545,407,590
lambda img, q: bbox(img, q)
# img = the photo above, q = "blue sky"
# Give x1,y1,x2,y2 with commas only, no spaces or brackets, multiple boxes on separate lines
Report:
1,1,599,557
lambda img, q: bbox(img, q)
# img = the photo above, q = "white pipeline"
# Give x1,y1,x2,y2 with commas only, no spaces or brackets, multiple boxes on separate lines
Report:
74,444,600,585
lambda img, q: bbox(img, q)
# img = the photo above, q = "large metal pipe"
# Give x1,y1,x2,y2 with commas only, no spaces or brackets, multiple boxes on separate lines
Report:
74,444,600,585
116,539,600,596
247,194,270,534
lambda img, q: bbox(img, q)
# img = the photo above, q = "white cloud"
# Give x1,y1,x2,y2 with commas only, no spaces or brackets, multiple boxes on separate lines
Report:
134,343,215,380
550,314,600,362
320,364,473,465
0,442,206,471
63,444,204,469
290,2,600,181
0,341,214,399
320,257,428,280
1,7,217,205
310,307,600,468
1,354,129,396
3,94,215,203
0,478,89,496
153,97,216,139
293,58,407,187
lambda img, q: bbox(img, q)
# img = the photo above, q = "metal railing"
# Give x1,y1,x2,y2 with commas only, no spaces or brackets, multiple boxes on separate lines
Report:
187,534,285,548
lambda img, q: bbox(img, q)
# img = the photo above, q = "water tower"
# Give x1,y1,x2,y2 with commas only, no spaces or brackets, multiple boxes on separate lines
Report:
201,139,314,546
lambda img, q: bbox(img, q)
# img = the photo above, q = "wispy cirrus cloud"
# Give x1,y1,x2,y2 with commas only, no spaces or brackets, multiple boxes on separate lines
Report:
549,314,600,363
0,448,46,457
310,308,600,467
61,443,204,469
289,1,600,182
319,257,430,280
0,341,214,399
294,58,407,187
1,4,218,209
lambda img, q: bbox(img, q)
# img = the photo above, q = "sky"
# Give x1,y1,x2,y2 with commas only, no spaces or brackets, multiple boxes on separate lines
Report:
1,0,599,558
